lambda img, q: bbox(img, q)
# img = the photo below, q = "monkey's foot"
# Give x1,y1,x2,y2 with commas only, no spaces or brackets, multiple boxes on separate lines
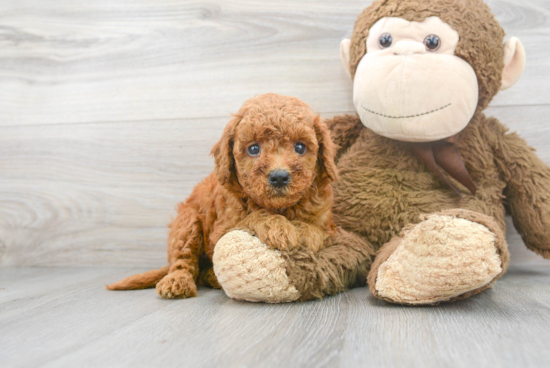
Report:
367,209,509,305
213,230,301,303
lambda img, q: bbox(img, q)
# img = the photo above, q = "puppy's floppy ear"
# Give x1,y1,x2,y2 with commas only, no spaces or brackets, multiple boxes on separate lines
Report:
211,115,242,192
313,115,338,183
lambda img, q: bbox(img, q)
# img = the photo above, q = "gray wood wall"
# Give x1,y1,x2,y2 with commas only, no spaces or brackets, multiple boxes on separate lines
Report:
0,0,548,267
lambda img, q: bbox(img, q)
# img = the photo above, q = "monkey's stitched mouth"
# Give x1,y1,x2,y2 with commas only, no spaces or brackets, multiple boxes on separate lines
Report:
361,103,451,119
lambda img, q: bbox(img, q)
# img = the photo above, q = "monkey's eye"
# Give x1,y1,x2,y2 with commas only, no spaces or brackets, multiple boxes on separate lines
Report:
379,33,393,48
247,144,261,156
294,142,306,155
424,35,441,51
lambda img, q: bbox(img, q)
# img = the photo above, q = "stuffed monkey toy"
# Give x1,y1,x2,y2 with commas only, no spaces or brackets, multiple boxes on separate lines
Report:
214,0,550,305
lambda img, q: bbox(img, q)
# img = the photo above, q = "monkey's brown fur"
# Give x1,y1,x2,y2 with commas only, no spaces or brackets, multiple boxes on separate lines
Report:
321,0,550,303
107,93,372,299
213,0,550,305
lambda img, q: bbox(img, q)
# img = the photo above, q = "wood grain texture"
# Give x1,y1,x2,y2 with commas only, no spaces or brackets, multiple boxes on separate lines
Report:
0,117,226,266
1,264,550,368
0,0,550,267
1,107,548,267
0,0,548,127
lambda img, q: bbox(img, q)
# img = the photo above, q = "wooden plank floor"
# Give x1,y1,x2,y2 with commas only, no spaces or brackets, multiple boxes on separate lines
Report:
1,260,550,368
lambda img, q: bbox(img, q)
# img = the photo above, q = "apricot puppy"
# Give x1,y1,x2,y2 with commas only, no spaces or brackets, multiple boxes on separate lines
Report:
107,93,369,299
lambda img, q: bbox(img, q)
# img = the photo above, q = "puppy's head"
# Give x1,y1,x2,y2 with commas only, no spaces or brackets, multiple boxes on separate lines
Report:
211,93,337,210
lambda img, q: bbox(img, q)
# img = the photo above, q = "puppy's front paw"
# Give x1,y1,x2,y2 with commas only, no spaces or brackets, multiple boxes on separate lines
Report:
156,271,197,299
236,213,299,251
255,217,298,251
260,229,297,252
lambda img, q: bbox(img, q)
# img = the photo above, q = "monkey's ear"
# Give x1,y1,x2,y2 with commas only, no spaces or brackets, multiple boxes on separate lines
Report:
340,39,352,79
501,37,526,91
211,116,242,192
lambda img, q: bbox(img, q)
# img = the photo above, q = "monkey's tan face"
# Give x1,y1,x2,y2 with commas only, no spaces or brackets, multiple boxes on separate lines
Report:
352,16,478,142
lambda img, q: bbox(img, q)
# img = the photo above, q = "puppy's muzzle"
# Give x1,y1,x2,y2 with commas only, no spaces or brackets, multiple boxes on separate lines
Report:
268,170,290,188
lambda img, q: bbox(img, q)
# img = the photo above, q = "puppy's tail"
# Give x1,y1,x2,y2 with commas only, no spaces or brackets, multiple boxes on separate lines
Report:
106,266,170,290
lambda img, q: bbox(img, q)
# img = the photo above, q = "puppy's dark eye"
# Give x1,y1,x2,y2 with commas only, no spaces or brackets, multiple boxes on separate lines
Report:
294,142,306,155
379,33,393,48
424,35,441,51
247,144,261,156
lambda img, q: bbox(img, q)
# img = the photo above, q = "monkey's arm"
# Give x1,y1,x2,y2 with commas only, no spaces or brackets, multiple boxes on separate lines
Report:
324,114,364,162
488,118,550,259
293,227,374,301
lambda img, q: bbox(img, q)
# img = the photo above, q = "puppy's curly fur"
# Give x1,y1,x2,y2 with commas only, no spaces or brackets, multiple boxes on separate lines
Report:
107,93,356,299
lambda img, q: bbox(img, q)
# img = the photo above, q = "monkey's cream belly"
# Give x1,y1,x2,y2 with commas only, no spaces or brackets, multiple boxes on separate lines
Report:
353,52,478,142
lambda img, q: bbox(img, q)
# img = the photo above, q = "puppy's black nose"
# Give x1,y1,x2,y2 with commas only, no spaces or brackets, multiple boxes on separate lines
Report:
268,170,290,188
